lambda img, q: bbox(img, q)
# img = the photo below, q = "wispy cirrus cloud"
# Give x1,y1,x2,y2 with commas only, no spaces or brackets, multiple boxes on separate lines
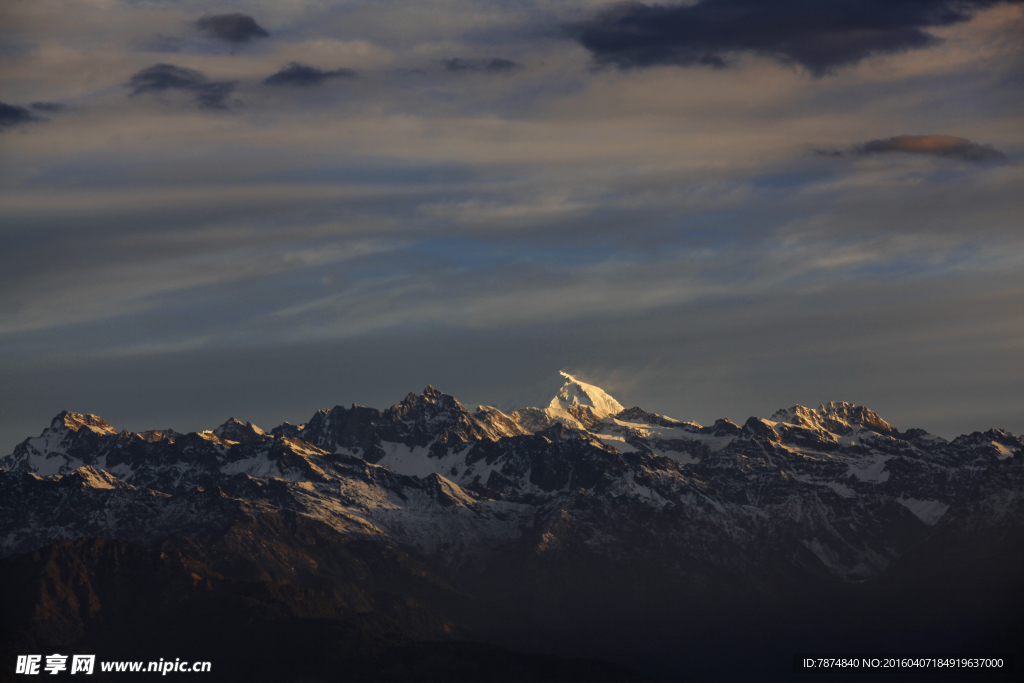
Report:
28,101,63,112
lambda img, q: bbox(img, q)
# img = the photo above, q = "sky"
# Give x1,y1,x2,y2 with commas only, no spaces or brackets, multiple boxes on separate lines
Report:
1,0,1022,453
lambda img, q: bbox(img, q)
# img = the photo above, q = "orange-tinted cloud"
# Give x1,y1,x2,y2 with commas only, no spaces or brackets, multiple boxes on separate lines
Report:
855,135,1007,162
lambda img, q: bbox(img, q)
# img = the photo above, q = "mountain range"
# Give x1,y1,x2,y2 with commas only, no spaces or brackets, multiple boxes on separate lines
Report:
2,372,1021,682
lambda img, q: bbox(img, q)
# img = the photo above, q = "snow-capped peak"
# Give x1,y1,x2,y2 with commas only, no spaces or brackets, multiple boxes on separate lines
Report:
212,417,267,443
500,371,624,417
51,411,117,435
548,371,624,418
496,371,627,432
770,402,895,437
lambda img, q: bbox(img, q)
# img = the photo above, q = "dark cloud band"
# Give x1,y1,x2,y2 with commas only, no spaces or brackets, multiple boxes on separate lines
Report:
127,64,237,110
854,135,1007,162
0,102,43,130
196,13,269,44
569,0,1021,75
264,63,356,86
442,58,524,74
0,103,37,128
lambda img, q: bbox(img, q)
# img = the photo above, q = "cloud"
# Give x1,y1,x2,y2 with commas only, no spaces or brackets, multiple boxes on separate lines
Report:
0,101,65,131
569,0,1021,75
30,102,64,113
196,13,269,44
852,135,1008,162
0,102,42,130
441,58,524,74
126,64,237,110
263,63,356,86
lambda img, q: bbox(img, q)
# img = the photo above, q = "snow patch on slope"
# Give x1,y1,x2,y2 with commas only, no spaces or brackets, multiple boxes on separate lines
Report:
25,451,83,477
826,481,857,498
897,497,950,525
376,440,455,479
991,441,1016,460
847,456,890,483
803,538,842,574
220,454,285,478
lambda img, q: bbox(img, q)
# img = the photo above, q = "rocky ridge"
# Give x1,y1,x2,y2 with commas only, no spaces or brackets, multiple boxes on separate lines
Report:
3,375,1022,682
3,377,1020,585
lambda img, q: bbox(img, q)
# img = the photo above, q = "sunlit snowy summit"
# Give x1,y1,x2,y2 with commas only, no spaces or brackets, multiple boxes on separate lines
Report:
496,371,625,432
